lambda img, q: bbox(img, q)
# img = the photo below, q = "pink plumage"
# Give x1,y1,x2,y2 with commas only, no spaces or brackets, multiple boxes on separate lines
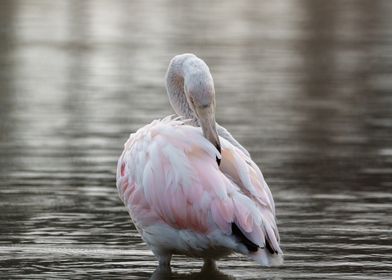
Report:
116,117,283,267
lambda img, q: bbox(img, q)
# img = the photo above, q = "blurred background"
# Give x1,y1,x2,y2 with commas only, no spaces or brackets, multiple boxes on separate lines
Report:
0,0,391,279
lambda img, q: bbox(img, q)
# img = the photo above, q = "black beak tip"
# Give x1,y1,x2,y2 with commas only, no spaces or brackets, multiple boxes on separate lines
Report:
215,143,221,166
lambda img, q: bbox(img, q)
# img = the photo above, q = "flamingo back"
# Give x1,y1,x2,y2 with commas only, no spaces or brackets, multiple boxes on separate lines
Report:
116,116,283,265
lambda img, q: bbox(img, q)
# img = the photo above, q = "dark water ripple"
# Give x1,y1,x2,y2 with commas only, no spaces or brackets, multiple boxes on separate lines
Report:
0,0,391,279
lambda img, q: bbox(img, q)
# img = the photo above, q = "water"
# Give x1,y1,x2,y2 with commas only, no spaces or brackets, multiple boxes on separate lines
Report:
0,0,391,279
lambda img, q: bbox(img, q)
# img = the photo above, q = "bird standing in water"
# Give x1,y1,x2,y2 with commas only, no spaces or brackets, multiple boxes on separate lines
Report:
116,54,283,270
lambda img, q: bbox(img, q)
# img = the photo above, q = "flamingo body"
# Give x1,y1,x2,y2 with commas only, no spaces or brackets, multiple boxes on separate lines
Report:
116,116,283,266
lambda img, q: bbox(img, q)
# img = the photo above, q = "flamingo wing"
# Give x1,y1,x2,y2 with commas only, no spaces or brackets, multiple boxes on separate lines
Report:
219,137,281,254
116,116,282,265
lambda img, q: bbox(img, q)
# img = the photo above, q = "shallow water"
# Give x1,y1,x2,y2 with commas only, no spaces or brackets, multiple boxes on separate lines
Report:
0,0,391,279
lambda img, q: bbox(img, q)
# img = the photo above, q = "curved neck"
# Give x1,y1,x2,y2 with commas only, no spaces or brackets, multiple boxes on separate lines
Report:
165,54,213,124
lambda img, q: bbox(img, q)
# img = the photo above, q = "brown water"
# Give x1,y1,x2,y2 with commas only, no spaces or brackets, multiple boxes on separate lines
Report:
0,0,391,279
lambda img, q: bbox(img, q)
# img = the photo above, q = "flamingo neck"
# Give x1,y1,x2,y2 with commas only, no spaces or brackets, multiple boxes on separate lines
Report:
165,54,213,125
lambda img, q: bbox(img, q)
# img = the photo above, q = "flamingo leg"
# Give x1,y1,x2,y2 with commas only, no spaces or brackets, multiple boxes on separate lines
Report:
157,253,172,270
202,258,217,270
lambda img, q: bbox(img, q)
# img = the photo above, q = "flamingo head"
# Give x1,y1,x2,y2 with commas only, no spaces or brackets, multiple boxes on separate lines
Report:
185,74,221,165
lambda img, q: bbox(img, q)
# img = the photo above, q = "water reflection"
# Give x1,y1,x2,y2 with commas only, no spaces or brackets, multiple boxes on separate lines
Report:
0,0,391,279
149,264,236,280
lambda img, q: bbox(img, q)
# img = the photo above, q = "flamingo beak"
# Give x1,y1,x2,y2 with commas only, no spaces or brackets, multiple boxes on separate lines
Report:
196,106,221,166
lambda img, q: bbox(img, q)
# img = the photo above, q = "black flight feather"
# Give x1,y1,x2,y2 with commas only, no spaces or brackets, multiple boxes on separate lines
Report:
231,223,259,252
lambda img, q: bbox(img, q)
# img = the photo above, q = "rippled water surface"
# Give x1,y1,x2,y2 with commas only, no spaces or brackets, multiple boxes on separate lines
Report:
1,0,391,279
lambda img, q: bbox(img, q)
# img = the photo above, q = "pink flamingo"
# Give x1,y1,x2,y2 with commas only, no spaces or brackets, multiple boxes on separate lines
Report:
116,54,283,270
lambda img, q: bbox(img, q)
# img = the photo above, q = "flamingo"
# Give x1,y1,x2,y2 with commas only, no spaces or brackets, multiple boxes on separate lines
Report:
116,53,283,270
